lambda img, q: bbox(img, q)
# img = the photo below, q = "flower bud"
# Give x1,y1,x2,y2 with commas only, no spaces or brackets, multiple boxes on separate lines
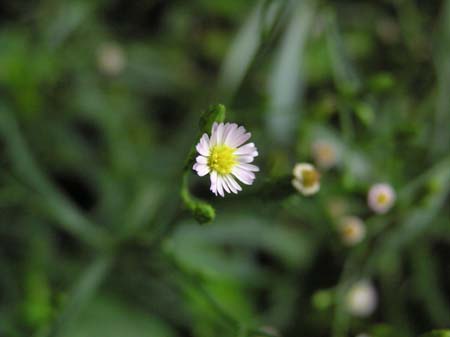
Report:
192,201,215,224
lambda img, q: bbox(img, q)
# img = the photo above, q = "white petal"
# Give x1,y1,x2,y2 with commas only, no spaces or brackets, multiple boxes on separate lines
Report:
215,123,225,146
302,182,320,196
293,163,314,180
232,167,255,185
210,123,218,147
235,143,257,155
196,134,210,156
223,175,238,194
227,175,242,192
221,175,231,194
237,155,257,163
216,176,225,197
223,123,238,146
196,156,208,164
210,171,218,195
237,163,259,172
194,164,210,177
221,122,231,144
211,122,219,133
292,179,304,193
226,126,245,146
229,131,251,148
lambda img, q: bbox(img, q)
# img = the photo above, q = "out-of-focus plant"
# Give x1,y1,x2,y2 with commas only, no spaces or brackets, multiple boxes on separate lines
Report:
0,0,449,337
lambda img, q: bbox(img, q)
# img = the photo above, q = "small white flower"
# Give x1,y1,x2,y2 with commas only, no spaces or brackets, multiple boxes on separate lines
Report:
338,216,366,246
97,42,126,76
368,183,396,214
257,326,280,337
292,163,320,196
193,122,259,197
356,334,371,337
346,280,377,317
312,139,338,169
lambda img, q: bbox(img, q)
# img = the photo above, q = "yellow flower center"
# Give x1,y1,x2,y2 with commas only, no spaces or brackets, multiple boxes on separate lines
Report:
376,192,389,205
208,145,236,175
302,169,320,188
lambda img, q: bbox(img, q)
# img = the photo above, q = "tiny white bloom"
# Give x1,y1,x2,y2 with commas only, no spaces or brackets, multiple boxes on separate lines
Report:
257,326,280,337
292,163,320,196
338,216,366,246
312,139,338,169
356,334,371,337
346,280,377,317
97,42,126,76
367,183,396,214
193,122,259,197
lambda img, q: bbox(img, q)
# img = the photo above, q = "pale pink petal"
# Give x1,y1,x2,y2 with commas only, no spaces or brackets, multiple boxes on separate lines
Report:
215,123,225,146
210,171,218,195
210,123,219,147
226,175,242,192
194,164,210,176
216,176,225,197
226,126,246,147
221,122,231,144
211,122,219,133
196,134,210,156
235,143,257,155
223,123,238,146
237,155,257,163
223,175,238,194
229,131,251,148
221,176,231,194
232,167,255,185
196,155,208,164
237,163,259,172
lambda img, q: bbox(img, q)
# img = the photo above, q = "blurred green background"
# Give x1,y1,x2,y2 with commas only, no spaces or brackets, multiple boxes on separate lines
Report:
1,0,450,336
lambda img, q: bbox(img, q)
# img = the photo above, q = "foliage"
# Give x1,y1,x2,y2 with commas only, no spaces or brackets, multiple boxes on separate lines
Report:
0,0,449,337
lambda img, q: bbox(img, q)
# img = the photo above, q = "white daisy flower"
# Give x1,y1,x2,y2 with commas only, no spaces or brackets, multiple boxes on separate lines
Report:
193,122,259,197
292,163,320,196
338,216,366,246
367,183,396,214
346,280,377,317
312,139,339,169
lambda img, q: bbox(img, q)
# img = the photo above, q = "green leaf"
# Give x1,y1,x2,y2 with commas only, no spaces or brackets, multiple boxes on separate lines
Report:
63,294,176,337
217,1,265,99
266,0,316,144
199,104,226,134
